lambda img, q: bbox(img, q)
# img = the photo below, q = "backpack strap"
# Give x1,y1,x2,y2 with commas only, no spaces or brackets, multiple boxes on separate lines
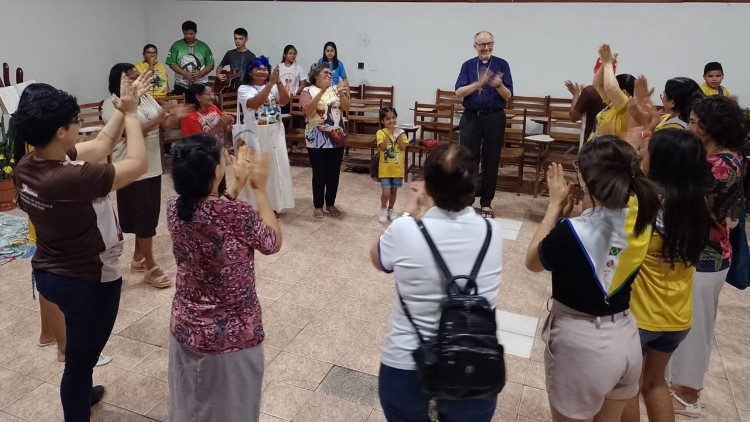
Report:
395,284,426,345
416,218,493,295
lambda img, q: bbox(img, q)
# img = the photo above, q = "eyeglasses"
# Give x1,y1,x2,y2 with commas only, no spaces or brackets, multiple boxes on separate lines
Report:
474,42,494,48
320,70,333,76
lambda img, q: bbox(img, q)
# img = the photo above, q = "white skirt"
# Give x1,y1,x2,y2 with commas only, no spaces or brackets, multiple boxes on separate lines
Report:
235,121,295,212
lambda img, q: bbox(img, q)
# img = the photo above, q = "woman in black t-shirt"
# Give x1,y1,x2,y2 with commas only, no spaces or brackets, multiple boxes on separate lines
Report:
525,136,660,422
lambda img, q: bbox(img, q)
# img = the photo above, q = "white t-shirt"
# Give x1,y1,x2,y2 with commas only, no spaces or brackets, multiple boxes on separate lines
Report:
377,206,503,370
237,84,282,145
102,94,163,180
279,62,305,96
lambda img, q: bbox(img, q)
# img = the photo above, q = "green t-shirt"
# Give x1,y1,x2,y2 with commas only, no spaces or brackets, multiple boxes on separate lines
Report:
165,39,215,88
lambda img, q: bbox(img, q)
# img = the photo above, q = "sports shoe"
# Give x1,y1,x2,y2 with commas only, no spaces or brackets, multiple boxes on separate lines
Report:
95,355,113,367
90,385,105,406
672,391,700,418
378,208,388,223
387,208,398,221
699,389,707,409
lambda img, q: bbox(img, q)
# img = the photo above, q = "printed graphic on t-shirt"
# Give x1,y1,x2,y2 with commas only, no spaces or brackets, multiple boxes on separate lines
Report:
256,94,280,125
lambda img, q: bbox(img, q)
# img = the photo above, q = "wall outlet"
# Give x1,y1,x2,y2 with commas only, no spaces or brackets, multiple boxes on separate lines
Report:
358,62,365,70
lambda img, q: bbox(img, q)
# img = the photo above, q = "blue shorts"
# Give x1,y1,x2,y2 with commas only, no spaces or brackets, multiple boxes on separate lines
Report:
380,178,403,189
639,329,689,354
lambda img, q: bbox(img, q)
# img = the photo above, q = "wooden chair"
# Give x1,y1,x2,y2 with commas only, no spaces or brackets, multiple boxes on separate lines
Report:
158,94,187,149
406,102,456,180
77,101,104,139
1,63,24,87
283,95,309,165
346,98,382,134
349,84,362,100
510,95,550,135
219,92,238,114
498,108,527,195
362,84,394,108
536,109,585,197
435,89,464,113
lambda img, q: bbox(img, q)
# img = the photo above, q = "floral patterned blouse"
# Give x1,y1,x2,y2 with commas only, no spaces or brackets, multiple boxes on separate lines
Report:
697,151,743,273
167,196,278,353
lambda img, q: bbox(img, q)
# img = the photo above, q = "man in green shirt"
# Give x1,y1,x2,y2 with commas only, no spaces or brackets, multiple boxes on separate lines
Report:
166,20,215,94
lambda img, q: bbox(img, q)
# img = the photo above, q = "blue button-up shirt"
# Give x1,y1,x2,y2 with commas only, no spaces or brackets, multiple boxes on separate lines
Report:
455,55,513,112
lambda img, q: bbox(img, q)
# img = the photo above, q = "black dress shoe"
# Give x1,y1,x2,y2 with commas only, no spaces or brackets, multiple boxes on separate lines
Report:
90,385,105,406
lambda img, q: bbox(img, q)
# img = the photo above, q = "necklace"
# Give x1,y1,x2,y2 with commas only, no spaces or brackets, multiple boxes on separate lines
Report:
476,57,492,93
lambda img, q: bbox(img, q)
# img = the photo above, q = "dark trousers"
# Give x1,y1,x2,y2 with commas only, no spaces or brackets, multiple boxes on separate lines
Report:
459,110,506,207
378,364,497,422
307,147,344,209
34,271,122,422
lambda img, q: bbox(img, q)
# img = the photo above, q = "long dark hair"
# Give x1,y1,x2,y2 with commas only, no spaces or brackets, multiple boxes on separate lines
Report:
10,83,59,163
578,135,660,236
281,45,297,64
664,77,703,123
171,135,221,221
648,129,711,265
321,41,339,70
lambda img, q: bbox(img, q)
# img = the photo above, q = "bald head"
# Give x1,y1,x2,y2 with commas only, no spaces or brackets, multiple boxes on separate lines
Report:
473,31,494,61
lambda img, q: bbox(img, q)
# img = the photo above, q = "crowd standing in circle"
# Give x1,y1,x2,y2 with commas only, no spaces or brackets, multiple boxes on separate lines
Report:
8,20,749,422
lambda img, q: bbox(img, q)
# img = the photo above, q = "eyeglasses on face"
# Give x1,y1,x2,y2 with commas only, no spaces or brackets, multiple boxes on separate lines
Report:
474,42,494,48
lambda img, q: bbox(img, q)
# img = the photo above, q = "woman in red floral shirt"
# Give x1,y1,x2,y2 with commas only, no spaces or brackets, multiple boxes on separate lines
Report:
167,135,281,422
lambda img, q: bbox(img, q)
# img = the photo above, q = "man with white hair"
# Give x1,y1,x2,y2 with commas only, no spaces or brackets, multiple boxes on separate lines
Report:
455,31,513,219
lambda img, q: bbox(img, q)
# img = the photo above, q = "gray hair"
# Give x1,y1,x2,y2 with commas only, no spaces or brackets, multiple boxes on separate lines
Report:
474,31,494,40
308,62,330,85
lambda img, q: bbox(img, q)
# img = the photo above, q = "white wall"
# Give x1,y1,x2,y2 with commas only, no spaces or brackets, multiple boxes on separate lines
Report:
1,0,147,103
143,1,750,118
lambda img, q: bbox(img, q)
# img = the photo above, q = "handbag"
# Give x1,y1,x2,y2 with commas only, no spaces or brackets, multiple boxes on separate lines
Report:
370,151,380,180
232,96,260,152
727,159,750,289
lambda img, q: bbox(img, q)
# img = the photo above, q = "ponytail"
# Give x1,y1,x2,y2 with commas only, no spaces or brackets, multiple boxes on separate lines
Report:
580,135,659,236
171,135,222,222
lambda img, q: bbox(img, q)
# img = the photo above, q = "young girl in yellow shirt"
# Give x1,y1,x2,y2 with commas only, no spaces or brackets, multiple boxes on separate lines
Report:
376,107,408,223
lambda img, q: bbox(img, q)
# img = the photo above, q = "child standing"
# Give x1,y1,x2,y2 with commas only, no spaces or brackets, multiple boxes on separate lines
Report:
701,62,730,97
377,107,408,223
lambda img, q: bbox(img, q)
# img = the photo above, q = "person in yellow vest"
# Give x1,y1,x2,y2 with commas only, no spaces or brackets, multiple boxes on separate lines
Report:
621,129,712,422
655,78,704,131
700,62,730,97
590,44,636,140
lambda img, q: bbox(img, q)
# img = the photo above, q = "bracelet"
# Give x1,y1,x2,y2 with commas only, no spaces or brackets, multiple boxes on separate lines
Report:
222,191,236,201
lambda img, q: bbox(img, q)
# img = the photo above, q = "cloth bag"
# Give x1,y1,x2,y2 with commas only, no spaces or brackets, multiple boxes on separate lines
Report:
232,100,260,152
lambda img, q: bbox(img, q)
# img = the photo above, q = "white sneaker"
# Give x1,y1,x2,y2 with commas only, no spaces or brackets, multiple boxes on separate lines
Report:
378,208,388,223
699,389,707,408
672,391,701,418
95,355,113,367
387,209,398,221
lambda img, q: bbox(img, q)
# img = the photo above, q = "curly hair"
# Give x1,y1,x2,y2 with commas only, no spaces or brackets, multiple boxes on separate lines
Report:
307,62,330,86
692,96,749,150
11,86,79,150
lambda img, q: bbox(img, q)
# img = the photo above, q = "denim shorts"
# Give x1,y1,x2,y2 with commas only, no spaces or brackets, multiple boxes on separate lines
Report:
639,328,690,354
380,178,403,189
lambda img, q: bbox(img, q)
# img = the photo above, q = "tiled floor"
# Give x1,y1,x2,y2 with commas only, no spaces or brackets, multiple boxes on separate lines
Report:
1,165,750,421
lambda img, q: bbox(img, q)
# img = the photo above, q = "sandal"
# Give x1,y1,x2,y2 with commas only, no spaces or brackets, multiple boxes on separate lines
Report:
326,206,342,217
313,208,324,220
671,391,701,418
480,207,495,219
130,257,146,272
143,266,172,289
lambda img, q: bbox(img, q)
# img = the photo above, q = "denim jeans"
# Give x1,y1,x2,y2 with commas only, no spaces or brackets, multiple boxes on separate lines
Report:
378,364,497,422
34,271,122,422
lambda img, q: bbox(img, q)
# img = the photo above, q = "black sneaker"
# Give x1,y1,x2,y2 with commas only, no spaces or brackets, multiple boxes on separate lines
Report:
90,385,105,406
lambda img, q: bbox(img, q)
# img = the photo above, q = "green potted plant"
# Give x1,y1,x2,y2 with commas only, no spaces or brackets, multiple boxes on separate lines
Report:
0,117,17,210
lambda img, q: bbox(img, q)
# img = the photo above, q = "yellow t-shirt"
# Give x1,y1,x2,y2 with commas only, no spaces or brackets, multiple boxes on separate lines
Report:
135,61,169,99
630,231,693,331
655,114,687,131
700,82,729,97
376,128,407,179
591,101,629,140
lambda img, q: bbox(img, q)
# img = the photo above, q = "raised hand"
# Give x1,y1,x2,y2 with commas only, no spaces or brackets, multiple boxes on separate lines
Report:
163,102,190,120
598,44,614,64
547,163,572,213
405,181,427,218
565,80,582,96
113,74,138,113
633,75,653,100
248,150,270,191
132,71,155,99
232,145,253,187
270,66,280,85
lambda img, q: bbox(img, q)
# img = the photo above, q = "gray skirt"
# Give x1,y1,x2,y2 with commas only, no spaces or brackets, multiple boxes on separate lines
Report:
169,337,264,422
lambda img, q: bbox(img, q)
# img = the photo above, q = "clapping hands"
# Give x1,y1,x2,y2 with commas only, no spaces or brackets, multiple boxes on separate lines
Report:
547,163,574,217
113,71,154,113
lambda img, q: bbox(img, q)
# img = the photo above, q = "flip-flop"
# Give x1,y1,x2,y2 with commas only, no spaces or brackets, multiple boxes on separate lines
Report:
313,208,324,220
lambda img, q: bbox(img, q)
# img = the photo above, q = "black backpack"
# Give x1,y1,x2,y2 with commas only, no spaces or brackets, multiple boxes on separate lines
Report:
397,219,506,401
